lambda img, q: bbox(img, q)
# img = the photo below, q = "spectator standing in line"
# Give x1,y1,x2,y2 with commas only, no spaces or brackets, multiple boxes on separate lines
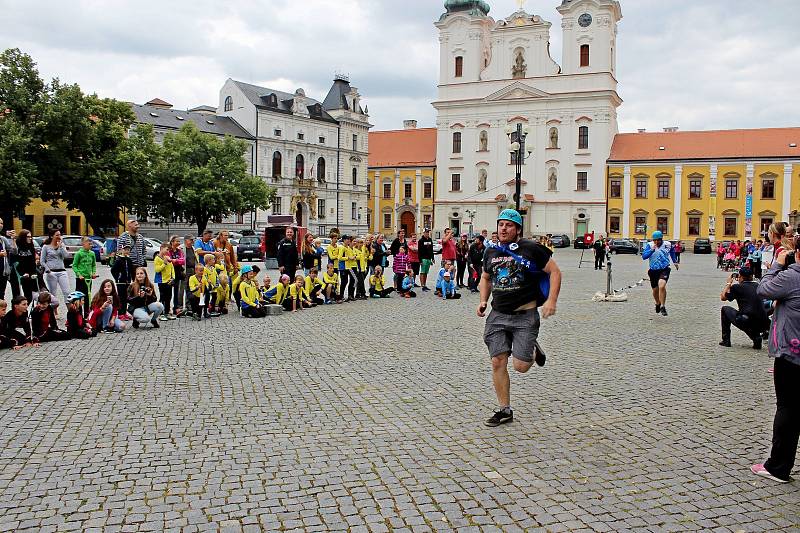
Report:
0,218,17,300
441,227,456,267
468,236,486,293
193,229,216,267
456,233,470,288
417,228,434,292
183,235,197,312
116,220,147,269
111,245,135,321
40,230,70,309
13,230,39,304
371,234,388,272
390,229,407,257
276,227,299,281
407,233,420,287
752,239,800,484
168,236,186,317
593,235,606,270
71,237,97,316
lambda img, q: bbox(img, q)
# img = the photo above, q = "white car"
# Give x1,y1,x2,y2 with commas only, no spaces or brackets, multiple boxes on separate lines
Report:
143,237,163,260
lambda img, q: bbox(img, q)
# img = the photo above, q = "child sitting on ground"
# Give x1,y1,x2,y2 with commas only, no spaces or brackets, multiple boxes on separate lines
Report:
305,268,326,306
239,265,267,318
31,292,70,342
323,263,341,304
369,266,395,298
440,271,461,300
66,291,96,338
399,268,417,298
434,261,454,296
0,300,14,349
285,275,314,312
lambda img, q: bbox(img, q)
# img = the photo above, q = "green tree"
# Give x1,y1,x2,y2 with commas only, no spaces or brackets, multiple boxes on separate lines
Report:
154,122,275,234
0,48,46,212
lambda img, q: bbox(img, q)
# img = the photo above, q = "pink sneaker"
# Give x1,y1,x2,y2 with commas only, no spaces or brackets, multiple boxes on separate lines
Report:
750,464,790,483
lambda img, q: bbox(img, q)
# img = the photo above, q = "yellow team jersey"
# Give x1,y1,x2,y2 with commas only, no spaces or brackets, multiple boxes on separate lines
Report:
240,280,260,307
188,275,205,297
343,245,358,269
356,246,371,270
203,264,223,288
327,243,341,264
154,255,175,284
289,284,309,300
274,283,289,305
305,276,325,294
370,275,384,292
323,272,339,288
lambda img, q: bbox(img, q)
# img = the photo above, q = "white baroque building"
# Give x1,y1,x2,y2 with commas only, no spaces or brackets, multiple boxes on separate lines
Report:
433,0,622,238
219,76,372,236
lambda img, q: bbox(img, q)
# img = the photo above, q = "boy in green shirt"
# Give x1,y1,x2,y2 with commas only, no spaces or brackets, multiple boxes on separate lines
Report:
72,237,97,315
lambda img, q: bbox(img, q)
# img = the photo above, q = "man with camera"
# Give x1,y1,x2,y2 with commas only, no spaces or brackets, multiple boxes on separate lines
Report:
719,265,769,349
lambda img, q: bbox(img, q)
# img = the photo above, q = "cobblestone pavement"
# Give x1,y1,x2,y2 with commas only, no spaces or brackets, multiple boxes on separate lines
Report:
1,249,798,532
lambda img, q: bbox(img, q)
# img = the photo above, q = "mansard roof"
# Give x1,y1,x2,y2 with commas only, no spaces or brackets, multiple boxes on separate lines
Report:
230,80,338,123
131,103,253,139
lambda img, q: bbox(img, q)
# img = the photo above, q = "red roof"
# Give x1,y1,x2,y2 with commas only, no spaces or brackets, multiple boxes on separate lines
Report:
145,97,173,107
609,127,800,162
369,128,437,168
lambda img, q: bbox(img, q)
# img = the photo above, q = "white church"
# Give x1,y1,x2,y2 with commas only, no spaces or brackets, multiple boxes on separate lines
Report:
433,0,622,238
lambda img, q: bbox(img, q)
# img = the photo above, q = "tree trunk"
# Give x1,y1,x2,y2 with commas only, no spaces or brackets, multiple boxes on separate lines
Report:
195,214,208,236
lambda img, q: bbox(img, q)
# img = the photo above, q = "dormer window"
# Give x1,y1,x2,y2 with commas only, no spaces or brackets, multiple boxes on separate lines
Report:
267,93,278,107
224,96,233,112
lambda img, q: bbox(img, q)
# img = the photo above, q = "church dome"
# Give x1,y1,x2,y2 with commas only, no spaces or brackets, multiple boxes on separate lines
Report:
444,0,490,16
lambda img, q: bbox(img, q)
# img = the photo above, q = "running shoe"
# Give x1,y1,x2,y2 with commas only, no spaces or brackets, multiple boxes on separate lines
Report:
421,286,430,292
208,311,221,317
660,307,668,316
750,464,790,483
166,314,177,321
719,340,732,347
158,315,168,322
655,304,661,313
485,409,513,427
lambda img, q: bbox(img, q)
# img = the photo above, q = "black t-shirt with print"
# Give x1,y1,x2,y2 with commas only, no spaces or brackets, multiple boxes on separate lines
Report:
417,236,434,260
482,239,552,313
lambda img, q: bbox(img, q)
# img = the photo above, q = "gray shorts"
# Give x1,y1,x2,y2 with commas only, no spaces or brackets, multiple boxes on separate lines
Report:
483,308,541,363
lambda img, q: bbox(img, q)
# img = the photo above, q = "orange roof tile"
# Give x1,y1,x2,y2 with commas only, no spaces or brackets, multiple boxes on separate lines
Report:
369,128,437,168
609,127,800,162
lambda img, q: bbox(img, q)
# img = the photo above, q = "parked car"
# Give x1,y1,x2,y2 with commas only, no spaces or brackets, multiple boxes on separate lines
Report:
693,238,712,254
318,237,332,256
143,237,162,260
609,238,638,254
573,235,589,249
433,241,443,255
236,235,263,262
228,232,243,247
55,235,104,266
550,235,570,248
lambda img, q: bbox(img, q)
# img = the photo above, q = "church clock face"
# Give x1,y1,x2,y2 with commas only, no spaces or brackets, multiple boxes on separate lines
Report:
578,13,592,27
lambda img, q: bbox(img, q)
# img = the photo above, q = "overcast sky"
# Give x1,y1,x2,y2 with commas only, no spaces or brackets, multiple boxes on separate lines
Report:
1,0,798,133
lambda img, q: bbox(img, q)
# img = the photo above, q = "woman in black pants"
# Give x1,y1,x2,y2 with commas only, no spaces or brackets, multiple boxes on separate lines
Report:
455,233,469,287
13,230,40,304
752,241,800,483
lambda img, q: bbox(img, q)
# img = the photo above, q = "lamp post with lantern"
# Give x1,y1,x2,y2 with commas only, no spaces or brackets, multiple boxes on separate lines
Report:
506,123,532,213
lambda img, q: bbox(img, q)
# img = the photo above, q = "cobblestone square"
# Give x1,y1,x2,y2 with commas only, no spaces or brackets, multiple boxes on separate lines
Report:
1,249,798,532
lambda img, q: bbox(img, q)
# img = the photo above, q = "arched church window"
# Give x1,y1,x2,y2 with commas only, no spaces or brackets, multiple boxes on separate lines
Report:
224,96,233,112
295,154,305,178
452,132,462,154
272,151,282,178
352,167,358,185
580,45,590,67
455,56,463,77
317,157,326,182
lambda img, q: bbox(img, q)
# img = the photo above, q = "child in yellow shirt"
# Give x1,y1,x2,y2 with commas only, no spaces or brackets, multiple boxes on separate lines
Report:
369,265,395,298
322,263,341,304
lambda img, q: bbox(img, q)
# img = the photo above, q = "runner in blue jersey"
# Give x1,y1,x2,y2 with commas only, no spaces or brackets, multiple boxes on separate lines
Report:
642,230,679,316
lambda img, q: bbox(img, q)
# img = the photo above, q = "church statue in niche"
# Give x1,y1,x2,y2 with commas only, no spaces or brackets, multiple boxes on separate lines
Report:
549,127,559,149
478,169,487,192
512,49,526,79
479,130,488,151
548,168,557,191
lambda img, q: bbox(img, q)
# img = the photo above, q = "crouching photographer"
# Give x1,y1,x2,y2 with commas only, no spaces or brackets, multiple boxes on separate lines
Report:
719,266,769,349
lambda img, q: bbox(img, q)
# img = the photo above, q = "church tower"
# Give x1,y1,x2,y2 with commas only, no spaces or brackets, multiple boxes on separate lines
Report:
436,0,493,85
557,0,622,76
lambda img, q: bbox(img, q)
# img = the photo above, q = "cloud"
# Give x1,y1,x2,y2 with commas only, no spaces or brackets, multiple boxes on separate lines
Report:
0,0,797,133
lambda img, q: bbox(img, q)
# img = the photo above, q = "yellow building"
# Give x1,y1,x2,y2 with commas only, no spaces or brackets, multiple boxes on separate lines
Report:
606,128,800,242
7,199,126,237
368,124,437,234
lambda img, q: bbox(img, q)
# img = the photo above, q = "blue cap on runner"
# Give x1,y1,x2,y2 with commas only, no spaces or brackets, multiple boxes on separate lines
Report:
652,230,663,240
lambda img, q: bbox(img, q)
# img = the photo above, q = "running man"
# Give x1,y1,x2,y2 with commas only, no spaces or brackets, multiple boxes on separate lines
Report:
477,209,562,427
642,230,678,316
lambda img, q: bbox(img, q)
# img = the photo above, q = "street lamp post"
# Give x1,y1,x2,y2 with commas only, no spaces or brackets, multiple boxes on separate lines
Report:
506,123,532,212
